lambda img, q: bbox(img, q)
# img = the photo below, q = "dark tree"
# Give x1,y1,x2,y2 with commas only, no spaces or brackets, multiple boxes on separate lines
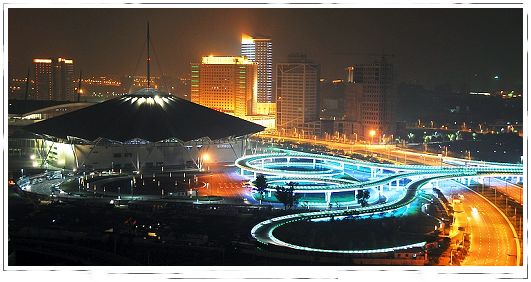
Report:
362,189,371,207
356,189,371,207
253,174,268,204
356,190,363,203
275,183,300,210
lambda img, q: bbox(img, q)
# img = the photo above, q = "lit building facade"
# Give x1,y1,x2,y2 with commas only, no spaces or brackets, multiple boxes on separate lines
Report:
9,78,33,100
191,56,257,117
33,59,53,100
276,55,321,136
241,34,273,104
79,76,124,102
347,59,395,139
33,58,75,101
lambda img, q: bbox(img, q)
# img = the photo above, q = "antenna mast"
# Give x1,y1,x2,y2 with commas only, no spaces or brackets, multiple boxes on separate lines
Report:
147,21,151,88
77,70,82,102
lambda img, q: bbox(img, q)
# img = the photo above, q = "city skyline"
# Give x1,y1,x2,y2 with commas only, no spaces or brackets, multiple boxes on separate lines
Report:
4,3,526,278
8,8,523,91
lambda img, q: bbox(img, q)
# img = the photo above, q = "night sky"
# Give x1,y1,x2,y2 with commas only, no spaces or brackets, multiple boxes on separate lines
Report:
8,8,523,90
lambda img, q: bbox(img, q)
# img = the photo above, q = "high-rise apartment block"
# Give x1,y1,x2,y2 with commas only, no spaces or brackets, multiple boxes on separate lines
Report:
191,56,257,117
276,55,320,136
241,34,273,104
33,58,75,101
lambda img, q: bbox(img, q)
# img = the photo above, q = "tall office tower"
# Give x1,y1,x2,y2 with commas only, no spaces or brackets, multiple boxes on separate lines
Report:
191,56,257,117
33,59,53,100
348,58,394,139
241,34,273,104
276,54,320,135
54,58,75,101
33,57,75,101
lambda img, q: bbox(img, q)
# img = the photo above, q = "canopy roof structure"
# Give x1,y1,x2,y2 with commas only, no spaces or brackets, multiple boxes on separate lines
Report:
24,88,265,143
8,100,83,116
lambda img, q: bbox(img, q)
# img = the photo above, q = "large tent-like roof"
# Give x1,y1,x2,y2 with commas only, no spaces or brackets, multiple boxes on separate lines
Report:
24,88,265,143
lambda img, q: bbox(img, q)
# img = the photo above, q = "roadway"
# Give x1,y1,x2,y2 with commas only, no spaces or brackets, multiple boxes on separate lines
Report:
256,134,445,166
249,166,521,265
438,180,519,266
483,177,523,205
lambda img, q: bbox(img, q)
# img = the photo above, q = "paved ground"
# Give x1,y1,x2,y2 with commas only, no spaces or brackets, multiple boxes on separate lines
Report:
23,177,65,195
196,164,251,204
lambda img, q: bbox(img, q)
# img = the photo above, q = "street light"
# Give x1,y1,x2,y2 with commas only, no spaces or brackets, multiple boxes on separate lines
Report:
369,129,376,145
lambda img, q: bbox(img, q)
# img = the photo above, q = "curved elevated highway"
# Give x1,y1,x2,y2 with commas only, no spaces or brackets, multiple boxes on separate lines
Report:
243,152,522,262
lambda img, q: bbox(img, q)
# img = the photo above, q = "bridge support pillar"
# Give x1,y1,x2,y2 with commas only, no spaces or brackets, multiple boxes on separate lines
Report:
287,157,290,163
261,158,265,168
395,180,400,188
268,190,272,197
313,159,316,169
240,167,244,176
370,168,376,178
378,185,383,197
325,192,332,205
253,172,257,179
518,176,523,183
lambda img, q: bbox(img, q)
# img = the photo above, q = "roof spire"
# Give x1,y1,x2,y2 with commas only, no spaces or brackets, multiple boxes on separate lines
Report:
147,21,151,88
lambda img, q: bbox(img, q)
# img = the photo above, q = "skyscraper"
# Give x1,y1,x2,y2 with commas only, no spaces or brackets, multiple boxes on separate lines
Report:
276,54,320,136
33,59,53,100
191,56,257,117
347,58,395,139
33,57,75,101
241,34,273,104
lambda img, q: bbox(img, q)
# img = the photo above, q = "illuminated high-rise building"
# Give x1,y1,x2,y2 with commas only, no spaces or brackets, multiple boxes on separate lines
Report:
347,59,395,139
276,54,320,135
241,34,273,104
33,59,53,100
191,56,257,117
33,57,75,101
